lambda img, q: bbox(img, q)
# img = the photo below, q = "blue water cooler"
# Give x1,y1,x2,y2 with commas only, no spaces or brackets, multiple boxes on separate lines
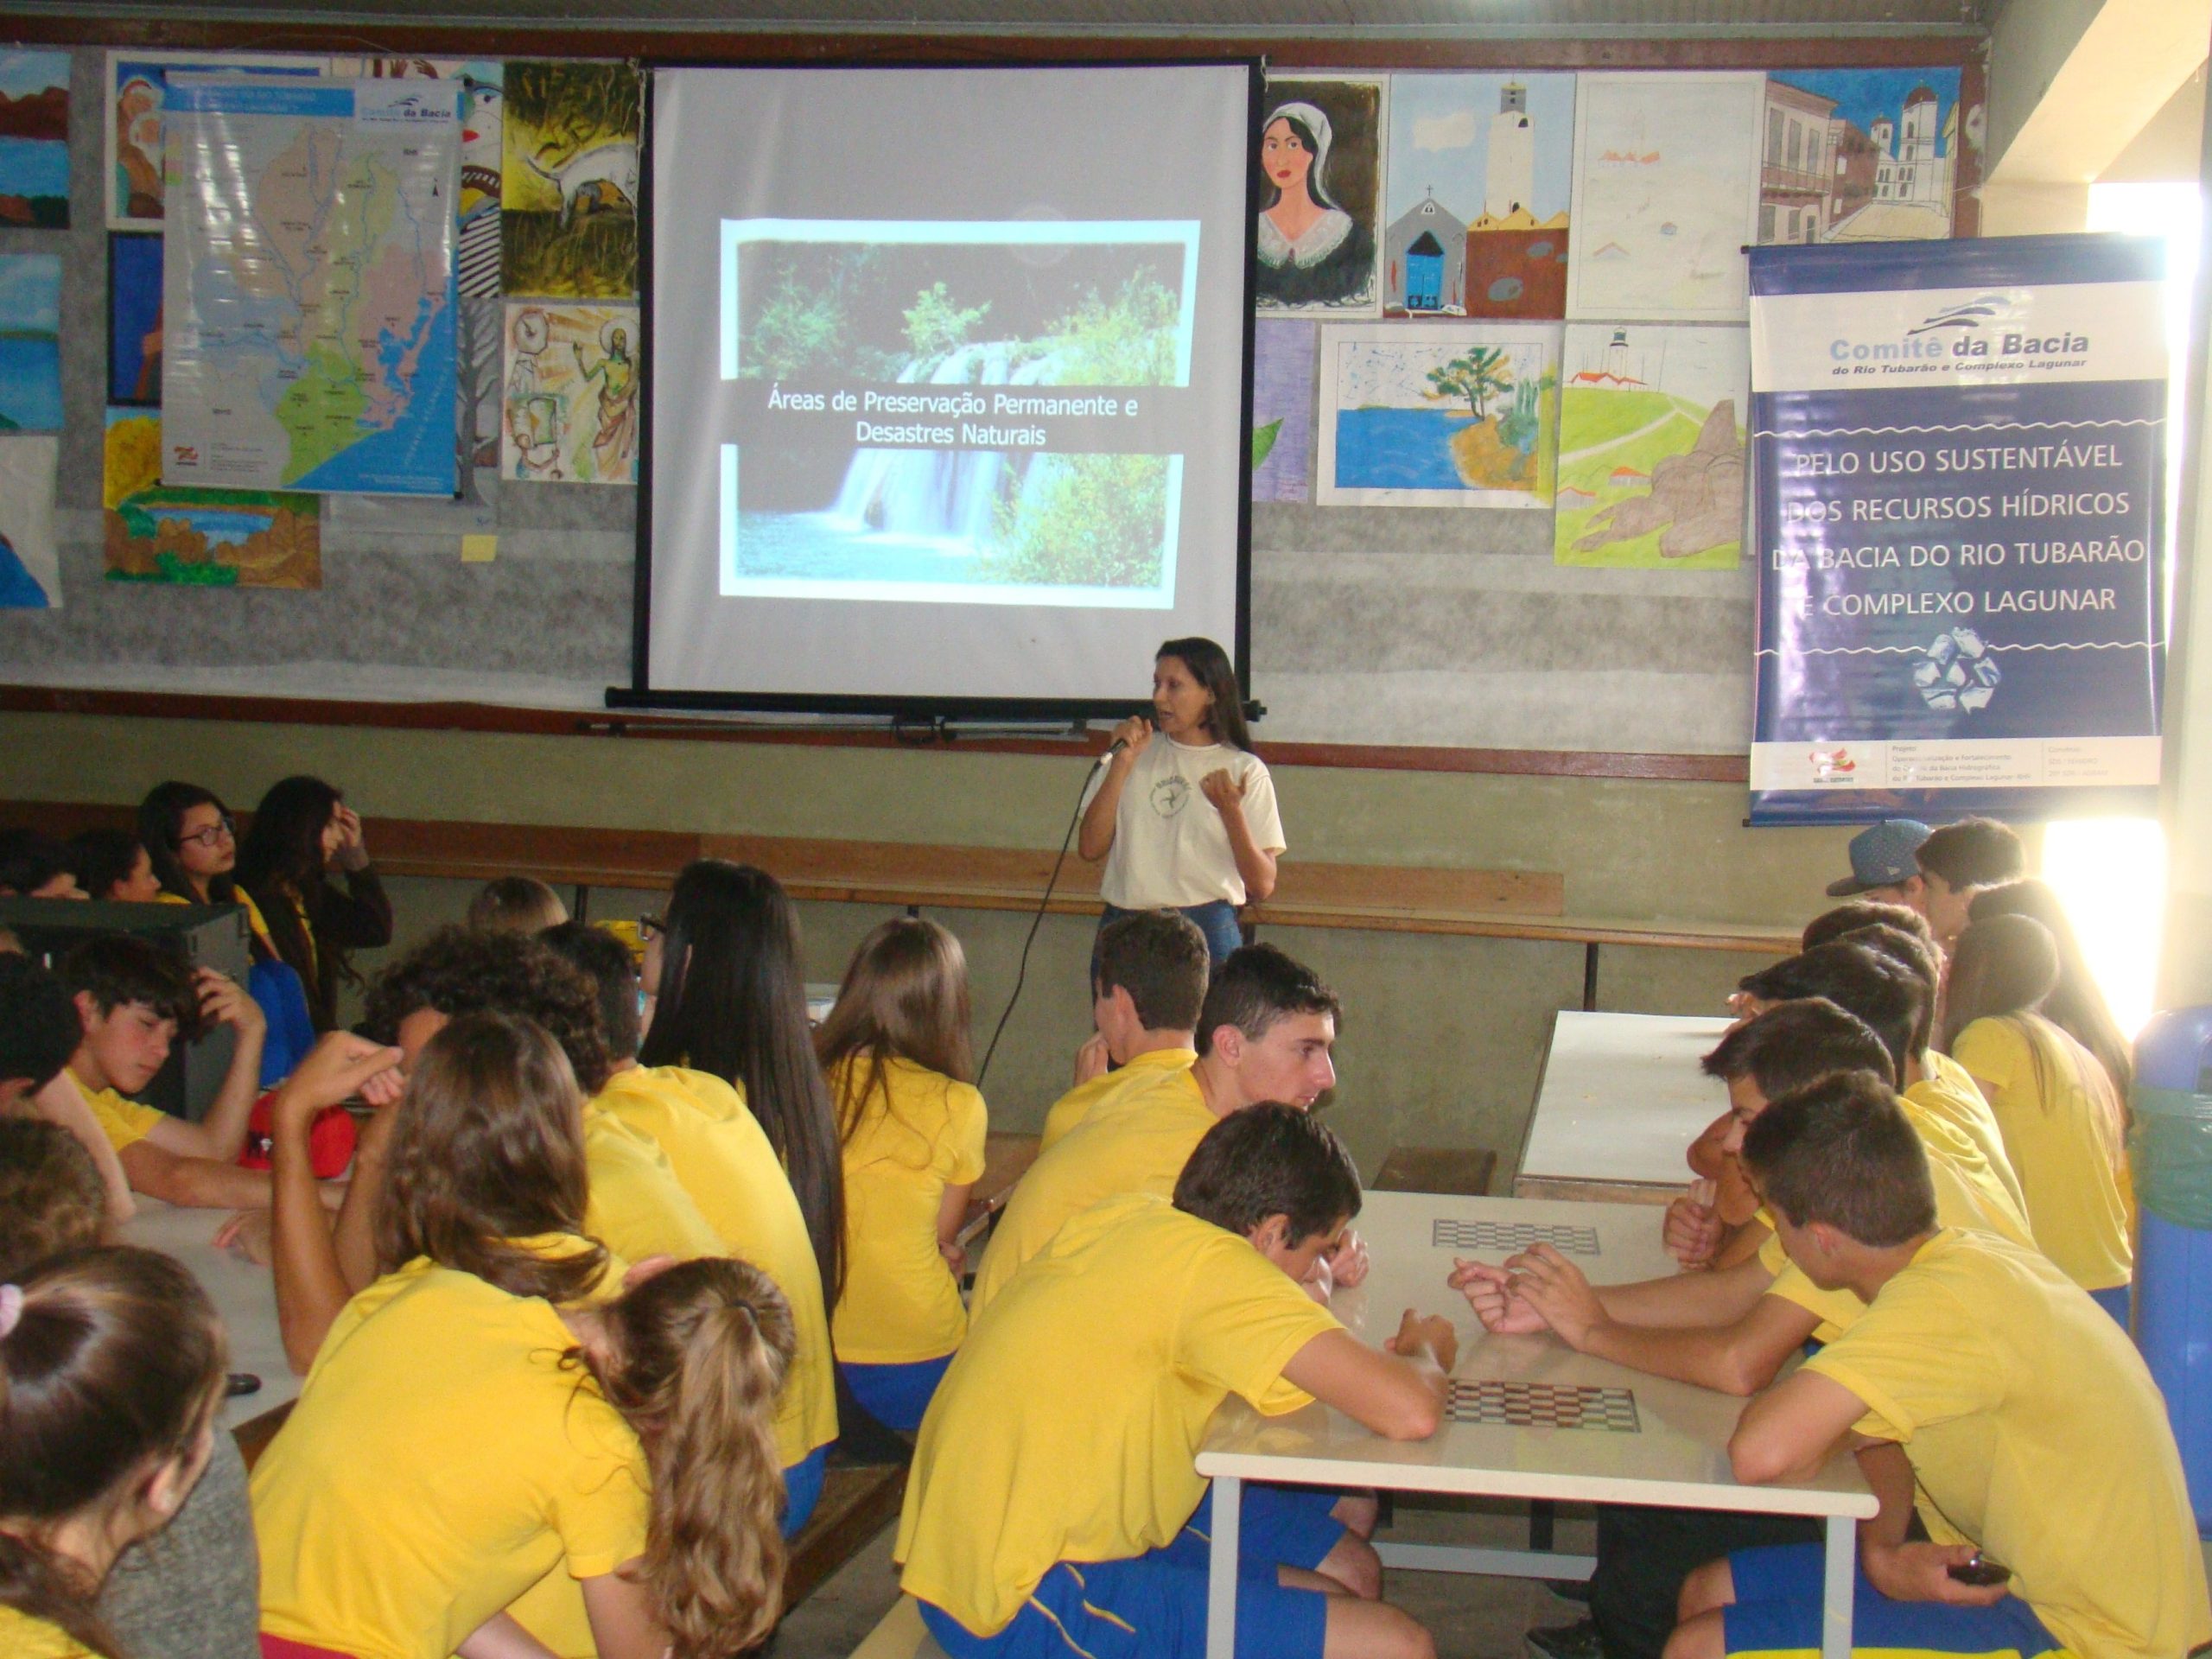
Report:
2133,1006,2212,1535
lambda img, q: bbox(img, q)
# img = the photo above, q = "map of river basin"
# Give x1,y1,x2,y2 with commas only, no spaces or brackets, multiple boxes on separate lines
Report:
161,78,459,496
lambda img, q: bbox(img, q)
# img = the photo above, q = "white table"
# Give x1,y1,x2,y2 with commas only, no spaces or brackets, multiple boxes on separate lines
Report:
1515,1011,1734,1203
119,1198,298,1433
1198,1192,1874,1659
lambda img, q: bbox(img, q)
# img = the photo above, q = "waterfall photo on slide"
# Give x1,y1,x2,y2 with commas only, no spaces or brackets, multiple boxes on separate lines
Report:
716,223,1198,606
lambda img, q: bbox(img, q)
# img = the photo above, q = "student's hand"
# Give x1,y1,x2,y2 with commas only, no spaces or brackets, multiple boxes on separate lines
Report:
1664,1194,1722,1270
330,803,370,869
1198,767,1245,815
938,1236,969,1279
1502,1244,1606,1351
1073,1032,1109,1086
1385,1308,1459,1373
1861,1541,2010,1607
196,969,266,1039
271,1032,405,1130
214,1208,275,1264
1109,715,1153,763
1447,1258,1549,1335
1326,1228,1370,1289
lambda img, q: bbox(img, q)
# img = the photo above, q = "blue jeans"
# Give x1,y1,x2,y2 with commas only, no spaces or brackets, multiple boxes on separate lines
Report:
1098,901,1244,970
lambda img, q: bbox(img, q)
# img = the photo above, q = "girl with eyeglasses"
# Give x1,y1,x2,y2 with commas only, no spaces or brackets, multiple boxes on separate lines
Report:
137,782,315,1084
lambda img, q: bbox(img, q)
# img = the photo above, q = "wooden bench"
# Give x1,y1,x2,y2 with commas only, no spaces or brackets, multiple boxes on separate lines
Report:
0,802,1796,1011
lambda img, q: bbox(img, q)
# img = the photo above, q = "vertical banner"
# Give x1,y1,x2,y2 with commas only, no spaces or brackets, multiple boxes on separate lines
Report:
1747,234,2167,824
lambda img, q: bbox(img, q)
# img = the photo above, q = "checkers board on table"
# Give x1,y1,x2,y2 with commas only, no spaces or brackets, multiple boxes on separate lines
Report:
1448,1379,1642,1433
1431,1218,1601,1256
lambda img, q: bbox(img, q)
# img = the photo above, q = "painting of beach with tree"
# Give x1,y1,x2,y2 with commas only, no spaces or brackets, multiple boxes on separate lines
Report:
1553,321,1746,569
1317,321,1558,508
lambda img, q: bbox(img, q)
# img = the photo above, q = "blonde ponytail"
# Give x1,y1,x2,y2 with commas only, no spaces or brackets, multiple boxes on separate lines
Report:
584,1258,796,1657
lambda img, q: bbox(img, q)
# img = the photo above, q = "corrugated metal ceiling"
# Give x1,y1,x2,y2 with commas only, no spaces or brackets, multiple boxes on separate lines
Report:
6,0,1999,36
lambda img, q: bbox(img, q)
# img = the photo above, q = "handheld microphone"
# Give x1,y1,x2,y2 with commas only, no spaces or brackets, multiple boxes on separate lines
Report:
1096,715,1153,766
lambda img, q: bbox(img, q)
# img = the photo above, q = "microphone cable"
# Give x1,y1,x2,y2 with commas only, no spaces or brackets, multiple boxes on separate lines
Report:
976,740,1124,1088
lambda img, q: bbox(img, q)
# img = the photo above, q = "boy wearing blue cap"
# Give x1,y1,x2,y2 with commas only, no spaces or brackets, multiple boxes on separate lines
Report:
1825,820,1930,906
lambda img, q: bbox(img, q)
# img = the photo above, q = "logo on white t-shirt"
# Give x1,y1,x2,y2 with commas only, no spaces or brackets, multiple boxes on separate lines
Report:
1150,774,1191,817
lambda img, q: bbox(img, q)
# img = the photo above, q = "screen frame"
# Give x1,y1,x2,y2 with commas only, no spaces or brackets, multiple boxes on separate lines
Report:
612,56,1263,722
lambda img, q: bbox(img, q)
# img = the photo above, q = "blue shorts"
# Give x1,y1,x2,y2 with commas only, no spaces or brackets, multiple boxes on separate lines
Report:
918,1480,1344,1659
841,1354,955,1434
782,1444,828,1539
1096,901,1244,970
1722,1543,2067,1657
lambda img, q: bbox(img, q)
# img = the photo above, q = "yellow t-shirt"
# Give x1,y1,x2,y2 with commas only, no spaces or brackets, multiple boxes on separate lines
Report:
895,1192,1341,1637
831,1055,988,1364
1953,1014,2134,1292
251,1250,650,1659
580,1100,727,1268
1759,1137,2040,1343
1807,1229,2208,1659
67,1067,167,1151
0,1605,93,1658
1038,1047,1198,1152
968,1063,1216,1315
589,1065,837,1465
1909,1054,2030,1223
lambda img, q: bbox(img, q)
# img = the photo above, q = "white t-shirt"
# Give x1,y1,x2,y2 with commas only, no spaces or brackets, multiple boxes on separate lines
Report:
1086,734,1286,908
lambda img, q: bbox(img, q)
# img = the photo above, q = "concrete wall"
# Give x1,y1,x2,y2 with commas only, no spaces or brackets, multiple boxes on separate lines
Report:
0,708,1867,1181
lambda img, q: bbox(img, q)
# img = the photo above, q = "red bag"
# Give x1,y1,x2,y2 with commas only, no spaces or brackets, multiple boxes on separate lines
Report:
237,1092,358,1179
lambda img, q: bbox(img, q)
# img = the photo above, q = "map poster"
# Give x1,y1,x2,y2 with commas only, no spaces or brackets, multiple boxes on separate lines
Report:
107,50,327,230
1747,236,2166,825
161,77,461,496
105,408,321,588
501,301,639,485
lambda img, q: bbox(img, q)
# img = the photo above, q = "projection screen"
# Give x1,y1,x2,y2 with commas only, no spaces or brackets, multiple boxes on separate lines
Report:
629,63,1261,715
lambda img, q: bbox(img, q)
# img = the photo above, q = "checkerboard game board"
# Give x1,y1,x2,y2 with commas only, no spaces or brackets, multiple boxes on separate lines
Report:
1431,1218,1602,1255
1448,1379,1642,1433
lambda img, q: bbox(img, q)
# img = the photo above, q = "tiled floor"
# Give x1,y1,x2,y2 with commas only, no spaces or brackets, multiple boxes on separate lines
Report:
771,1497,1602,1659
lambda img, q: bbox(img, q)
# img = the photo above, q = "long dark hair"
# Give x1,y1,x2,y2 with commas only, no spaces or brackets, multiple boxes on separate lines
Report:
816,918,974,1153
637,861,845,1299
137,781,239,906
1158,636,1251,750
238,775,365,992
1967,878,2134,1098
237,775,340,896
0,1248,227,1659
376,1011,608,1306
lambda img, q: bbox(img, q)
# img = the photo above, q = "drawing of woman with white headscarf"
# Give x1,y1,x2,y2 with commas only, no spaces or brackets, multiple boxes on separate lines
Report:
1255,99,1376,308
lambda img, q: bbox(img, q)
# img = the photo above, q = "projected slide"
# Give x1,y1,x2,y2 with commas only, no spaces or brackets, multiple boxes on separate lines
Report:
644,65,1254,709
721,220,1198,607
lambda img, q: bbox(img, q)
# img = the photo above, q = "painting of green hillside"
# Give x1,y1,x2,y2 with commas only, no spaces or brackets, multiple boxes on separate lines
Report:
1554,323,1747,569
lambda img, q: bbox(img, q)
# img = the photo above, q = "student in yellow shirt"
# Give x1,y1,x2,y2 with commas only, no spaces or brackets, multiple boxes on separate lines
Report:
899,1105,1455,1659
1042,907,1208,1153
970,944,1351,1314
140,780,316,1084
541,920,840,1534
815,918,988,1433
0,1247,229,1659
251,1012,798,1659
263,926,723,1374
637,861,844,1314
1459,1000,2038,1659
1964,879,2134,1101
0,953,133,1223
1942,912,2133,1321
48,933,271,1211
1736,938,2028,1232
1681,1075,2207,1659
